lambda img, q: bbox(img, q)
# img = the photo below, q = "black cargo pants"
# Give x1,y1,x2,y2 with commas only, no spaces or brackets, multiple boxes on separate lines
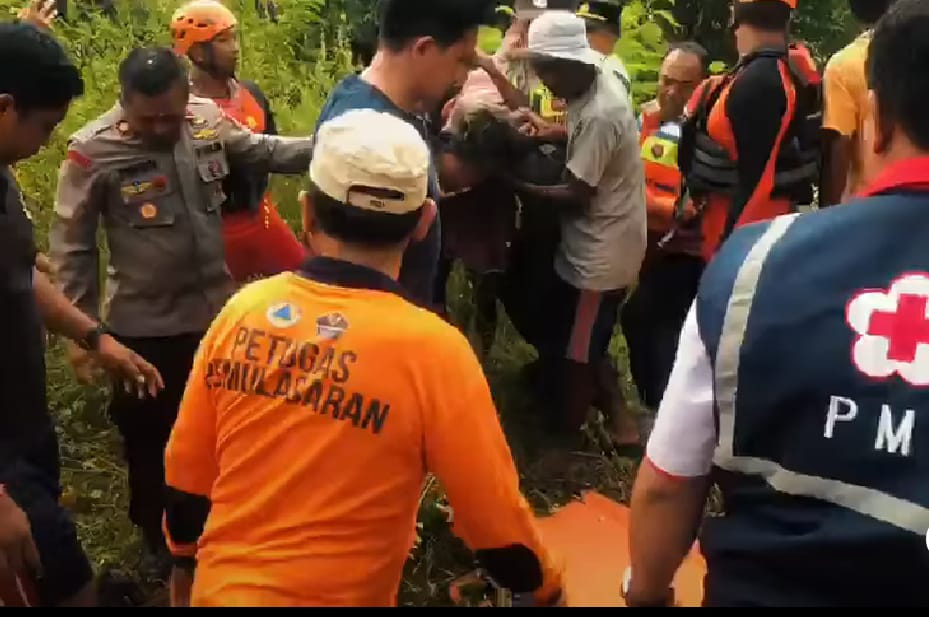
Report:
107,332,203,554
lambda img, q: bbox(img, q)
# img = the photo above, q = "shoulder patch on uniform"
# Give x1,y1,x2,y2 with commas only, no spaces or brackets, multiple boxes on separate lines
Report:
66,149,92,170
266,302,302,328
316,312,349,340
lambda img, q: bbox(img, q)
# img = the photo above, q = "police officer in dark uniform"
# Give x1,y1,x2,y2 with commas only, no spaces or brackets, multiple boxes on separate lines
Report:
0,23,162,606
626,0,929,606
50,47,313,572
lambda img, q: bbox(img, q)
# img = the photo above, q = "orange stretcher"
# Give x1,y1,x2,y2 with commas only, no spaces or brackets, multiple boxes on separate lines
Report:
450,491,707,607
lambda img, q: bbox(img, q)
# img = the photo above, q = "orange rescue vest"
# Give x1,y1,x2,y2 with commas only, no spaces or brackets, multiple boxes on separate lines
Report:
679,48,822,260
639,100,684,234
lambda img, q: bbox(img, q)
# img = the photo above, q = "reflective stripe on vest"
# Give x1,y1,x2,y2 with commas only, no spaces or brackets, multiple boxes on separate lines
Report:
712,214,929,536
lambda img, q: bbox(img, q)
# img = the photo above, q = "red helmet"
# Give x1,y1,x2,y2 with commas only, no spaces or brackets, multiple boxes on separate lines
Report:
170,0,238,57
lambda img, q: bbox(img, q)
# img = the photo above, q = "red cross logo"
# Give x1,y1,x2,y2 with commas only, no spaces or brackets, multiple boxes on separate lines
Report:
846,273,929,386
866,293,929,363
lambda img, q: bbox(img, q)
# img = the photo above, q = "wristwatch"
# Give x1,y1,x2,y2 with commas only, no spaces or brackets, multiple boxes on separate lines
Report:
621,567,674,607
78,324,107,351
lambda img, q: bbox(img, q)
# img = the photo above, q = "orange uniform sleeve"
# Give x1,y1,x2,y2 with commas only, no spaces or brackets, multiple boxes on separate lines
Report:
163,322,222,558
422,334,564,605
822,55,860,137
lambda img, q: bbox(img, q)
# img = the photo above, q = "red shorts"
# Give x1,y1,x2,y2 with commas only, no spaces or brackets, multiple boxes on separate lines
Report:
222,199,307,282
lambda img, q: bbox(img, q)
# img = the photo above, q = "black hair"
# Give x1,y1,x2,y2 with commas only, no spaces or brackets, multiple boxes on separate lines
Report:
733,0,791,32
0,23,83,113
378,0,496,51
119,47,188,98
669,41,710,75
849,0,896,25
584,17,621,38
867,0,929,150
309,184,423,247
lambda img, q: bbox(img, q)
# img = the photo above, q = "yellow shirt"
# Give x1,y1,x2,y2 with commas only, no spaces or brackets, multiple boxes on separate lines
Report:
823,31,872,200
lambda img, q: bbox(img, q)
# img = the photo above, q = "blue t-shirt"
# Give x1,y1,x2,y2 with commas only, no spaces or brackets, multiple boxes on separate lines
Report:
314,75,441,308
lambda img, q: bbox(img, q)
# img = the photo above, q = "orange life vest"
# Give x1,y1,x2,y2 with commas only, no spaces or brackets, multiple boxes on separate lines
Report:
679,48,822,261
639,100,684,234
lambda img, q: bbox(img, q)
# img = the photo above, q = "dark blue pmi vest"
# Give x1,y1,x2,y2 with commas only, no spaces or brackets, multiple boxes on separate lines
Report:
695,187,929,606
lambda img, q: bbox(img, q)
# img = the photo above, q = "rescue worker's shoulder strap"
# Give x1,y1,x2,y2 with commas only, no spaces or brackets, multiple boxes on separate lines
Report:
747,48,813,94
239,79,278,136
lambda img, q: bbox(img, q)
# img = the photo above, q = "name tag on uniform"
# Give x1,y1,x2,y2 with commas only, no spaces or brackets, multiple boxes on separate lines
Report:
195,142,230,182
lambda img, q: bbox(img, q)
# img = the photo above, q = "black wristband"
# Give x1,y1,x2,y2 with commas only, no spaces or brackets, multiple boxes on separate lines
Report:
78,324,106,351
172,556,197,572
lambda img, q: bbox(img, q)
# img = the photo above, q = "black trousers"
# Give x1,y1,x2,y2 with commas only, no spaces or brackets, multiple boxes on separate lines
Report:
107,332,203,553
621,251,704,410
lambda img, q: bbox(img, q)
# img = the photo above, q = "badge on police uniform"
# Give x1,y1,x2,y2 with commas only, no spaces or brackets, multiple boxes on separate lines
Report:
120,175,169,204
140,203,158,220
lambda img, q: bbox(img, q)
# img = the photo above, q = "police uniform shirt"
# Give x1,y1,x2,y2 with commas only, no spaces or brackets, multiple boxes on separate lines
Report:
50,96,314,339
0,167,51,473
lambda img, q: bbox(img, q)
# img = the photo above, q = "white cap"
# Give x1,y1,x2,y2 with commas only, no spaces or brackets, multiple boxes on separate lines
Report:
310,108,430,215
527,10,602,66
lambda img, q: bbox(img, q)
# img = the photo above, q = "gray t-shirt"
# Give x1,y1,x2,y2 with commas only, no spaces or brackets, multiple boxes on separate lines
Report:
557,70,647,291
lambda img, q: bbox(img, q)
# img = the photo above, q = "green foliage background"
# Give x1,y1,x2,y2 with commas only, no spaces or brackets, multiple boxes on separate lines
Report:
2,0,859,605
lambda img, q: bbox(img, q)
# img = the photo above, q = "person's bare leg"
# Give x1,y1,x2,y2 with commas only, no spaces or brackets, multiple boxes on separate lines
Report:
559,360,599,434
597,359,641,446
